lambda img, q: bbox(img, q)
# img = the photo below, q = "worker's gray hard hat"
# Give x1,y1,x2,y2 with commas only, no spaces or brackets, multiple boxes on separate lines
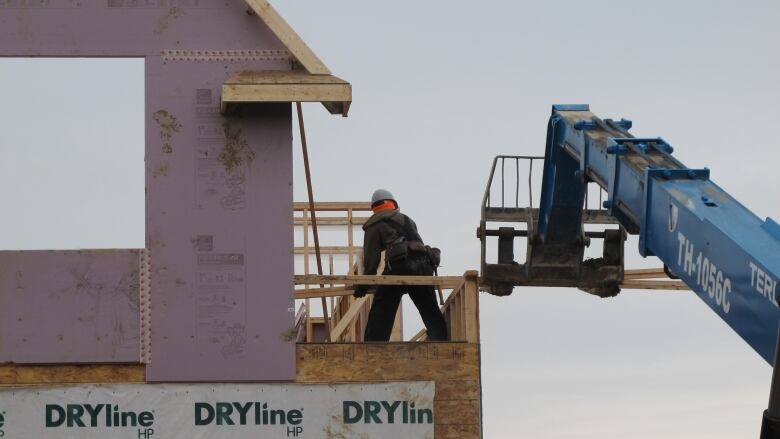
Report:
371,189,396,207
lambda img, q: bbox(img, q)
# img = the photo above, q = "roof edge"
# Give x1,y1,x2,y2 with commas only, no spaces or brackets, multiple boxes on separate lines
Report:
245,0,332,75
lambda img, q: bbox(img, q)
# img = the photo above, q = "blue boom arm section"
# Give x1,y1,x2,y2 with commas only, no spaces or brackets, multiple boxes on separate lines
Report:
538,104,780,363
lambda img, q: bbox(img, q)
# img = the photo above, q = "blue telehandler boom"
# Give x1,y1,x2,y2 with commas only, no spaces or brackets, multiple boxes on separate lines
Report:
478,105,780,437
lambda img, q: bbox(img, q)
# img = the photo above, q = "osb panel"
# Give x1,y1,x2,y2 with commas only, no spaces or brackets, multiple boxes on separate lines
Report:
435,400,480,425
434,380,481,401
0,250,141,363
435,424,482,439
296,343,479,383
0,364,145,387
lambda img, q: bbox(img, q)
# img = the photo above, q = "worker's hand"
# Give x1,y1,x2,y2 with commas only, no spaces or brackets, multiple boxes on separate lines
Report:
352,285,368,298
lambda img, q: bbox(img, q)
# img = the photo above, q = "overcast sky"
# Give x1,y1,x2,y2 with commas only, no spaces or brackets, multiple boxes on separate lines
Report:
1,0,779,438
282,1,780,437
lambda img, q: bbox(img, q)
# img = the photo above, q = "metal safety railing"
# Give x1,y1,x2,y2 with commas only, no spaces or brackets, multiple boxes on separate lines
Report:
478,156,542,274
481,155,543,213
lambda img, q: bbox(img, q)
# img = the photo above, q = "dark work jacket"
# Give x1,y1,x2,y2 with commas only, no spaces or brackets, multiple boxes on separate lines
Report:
361,209,423,275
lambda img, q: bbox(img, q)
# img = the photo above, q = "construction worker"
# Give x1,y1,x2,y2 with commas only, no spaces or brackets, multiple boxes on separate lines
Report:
353,189,448,341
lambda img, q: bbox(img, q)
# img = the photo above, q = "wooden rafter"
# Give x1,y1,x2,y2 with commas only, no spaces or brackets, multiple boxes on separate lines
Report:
245,0,331,75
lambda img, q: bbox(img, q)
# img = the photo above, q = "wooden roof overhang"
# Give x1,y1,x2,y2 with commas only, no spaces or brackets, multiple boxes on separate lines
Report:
221,0,351,116
221,70,351,116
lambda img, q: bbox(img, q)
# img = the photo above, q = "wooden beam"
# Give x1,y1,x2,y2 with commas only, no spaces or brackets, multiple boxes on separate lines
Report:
329,296,368,341
620,280,690,290
294,287,354,300
222,83,351,104
294,216,369,226
442,281,467,308
294,245,361,255
244,0,331,75
409,328,427,342
624,268,669,280
0,364,145,386
226,71,347,85
221,71,352,115
293,202,370,211
295,274,463,289
462,271,480,343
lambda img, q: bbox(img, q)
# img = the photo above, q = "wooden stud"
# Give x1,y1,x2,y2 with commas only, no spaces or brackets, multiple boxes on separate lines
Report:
329,296,369,341
302,209,312,342
347,208,354,271
329,255,335,320
390,301,403,341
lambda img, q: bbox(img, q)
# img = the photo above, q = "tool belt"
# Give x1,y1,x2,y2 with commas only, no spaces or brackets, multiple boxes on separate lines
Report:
384,217,441,275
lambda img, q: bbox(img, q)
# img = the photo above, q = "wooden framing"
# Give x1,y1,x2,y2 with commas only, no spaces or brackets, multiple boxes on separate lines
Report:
295,202,385,342
221,71,352,116
222,1,353,115
293,202,482,344
622,268,690,291
244,0,331,75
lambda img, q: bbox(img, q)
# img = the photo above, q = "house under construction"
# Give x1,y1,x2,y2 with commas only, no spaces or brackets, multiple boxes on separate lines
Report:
0,2,483,438
0,2,703,439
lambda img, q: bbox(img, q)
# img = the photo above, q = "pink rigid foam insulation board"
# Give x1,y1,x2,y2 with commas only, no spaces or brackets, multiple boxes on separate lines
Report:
0,250,143,363
0,0,296,381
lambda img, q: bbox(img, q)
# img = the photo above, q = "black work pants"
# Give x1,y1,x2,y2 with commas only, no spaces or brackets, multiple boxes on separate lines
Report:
364,284,448,342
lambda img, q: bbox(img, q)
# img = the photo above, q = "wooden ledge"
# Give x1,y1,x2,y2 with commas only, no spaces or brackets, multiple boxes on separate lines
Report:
221,70,352,116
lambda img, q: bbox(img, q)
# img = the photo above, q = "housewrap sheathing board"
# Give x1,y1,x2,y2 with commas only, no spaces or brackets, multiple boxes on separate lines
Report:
0,0,296,381
0,382,435,439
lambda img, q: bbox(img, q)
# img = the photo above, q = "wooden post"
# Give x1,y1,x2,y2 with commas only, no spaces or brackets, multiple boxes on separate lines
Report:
463,270,480,343
302,209,312,342
347,208,354,270
329,255,335,319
